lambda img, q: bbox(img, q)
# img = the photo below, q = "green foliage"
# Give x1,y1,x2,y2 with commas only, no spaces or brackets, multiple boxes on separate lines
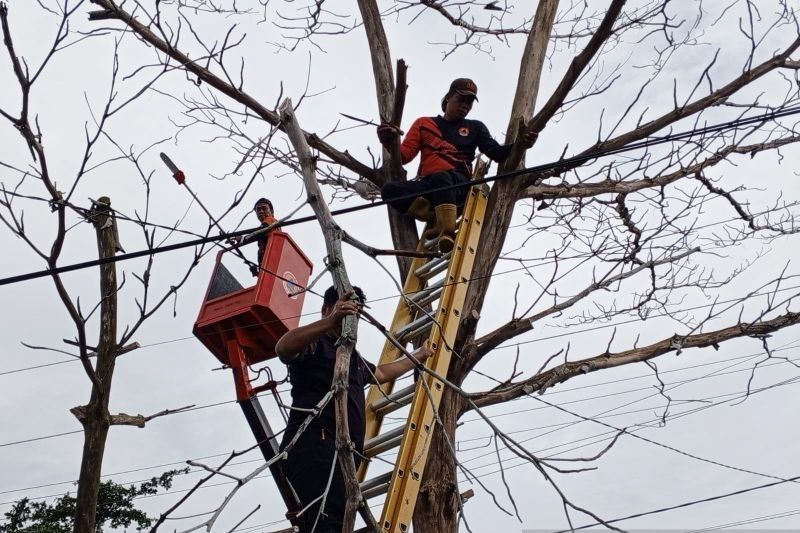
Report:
0,469,187,533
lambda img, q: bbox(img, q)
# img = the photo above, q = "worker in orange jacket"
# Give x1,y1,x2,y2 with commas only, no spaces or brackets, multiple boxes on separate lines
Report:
377,78,536,252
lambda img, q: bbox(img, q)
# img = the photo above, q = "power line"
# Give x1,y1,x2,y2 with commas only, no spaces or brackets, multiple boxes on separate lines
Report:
2,330,794,453
451,352,800,445
0,452,232,497
5,375,798,530
0,399,238,450
455,337,800,470
216,462,800,532
0,430,83,449
4,173,795,379
453,375,800,528
685,506,800,532
4,259,798,379
4,342,797,503
460,374,800,479
3,295,798,453
554,474,800,531
3,104,799,288
0,111,800,529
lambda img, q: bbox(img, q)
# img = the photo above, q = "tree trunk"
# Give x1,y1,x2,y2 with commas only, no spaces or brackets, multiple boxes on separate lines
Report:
74,197,119,533
505,0,559,142
386,207,419,280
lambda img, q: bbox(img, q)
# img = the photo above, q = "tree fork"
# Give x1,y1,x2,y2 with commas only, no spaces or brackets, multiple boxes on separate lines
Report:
73,196,121,533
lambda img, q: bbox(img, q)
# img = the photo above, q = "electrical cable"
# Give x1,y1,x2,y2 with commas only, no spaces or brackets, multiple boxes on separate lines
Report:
2,296,798,454
2,46,798,533
453,336,800,470
684,506,800,532
552,474,800,532
451,352,800,445
4,344,797,504
2,104,799,515
3,262,798,379
5,376,797,530
2,104,799,287
460,375,800,477
1,332,794,455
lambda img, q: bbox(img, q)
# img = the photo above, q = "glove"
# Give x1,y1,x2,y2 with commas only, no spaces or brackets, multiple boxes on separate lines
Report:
377,123,400,146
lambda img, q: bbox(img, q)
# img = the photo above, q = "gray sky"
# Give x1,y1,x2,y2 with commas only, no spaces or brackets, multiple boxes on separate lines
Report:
1,1,800,531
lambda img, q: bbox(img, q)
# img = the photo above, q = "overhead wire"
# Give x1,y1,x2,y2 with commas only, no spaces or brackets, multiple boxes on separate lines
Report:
451,351,800,445
2,104,799,287
456,338,800,470
3,340,798,504
3,322,797,455
3,263,798,379
460,373,800,478
4,375,798,533
2,285,798,454
553,473,800,531
684,506,800,532
455,374,800,523
57,375,800,531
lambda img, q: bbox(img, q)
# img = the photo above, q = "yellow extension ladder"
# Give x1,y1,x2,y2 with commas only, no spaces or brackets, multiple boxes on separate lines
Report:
357,180,489,532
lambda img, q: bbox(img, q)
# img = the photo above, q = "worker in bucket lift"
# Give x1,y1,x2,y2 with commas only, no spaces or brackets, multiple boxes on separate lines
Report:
236,197,277,276
275,286,433,533
377,78,537,252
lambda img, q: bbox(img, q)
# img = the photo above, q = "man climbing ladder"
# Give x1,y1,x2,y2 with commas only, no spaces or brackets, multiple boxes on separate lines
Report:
377,78,536,252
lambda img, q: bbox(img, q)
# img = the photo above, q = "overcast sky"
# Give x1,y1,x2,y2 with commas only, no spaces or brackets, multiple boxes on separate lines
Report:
1,1,800,532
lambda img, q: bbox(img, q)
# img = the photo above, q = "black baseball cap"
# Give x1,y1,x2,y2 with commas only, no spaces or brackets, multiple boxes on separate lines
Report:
442,78,479,111
449,78,478,99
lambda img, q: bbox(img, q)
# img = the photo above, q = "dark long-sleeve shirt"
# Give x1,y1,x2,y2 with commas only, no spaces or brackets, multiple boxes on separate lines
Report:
281,334,376,452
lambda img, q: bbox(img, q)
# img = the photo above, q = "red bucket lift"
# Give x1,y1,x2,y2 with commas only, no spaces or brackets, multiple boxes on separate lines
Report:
194,230,313,371
193,229,313,527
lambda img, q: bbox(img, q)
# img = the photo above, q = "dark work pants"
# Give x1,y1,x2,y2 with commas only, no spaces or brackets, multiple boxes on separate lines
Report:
381,170,470,213
282,428,362,533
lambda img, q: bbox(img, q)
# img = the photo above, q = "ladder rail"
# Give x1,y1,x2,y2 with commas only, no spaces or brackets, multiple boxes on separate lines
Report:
379,185,487,532
357,177,488,531
359,237,432,481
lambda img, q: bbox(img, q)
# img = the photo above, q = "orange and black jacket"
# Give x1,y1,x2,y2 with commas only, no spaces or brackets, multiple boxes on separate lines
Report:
400,116,513,178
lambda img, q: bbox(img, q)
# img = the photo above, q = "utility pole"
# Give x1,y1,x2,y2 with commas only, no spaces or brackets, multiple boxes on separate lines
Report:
73,197,122,533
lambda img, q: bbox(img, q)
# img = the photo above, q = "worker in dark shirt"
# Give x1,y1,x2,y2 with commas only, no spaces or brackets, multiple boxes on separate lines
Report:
275,286,432,532
237,197,277,276
377,78,537,252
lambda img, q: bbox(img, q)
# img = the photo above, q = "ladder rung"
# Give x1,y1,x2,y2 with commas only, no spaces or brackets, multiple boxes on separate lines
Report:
408,283,444,309
408,278,445,303
360,471,392,499
408,279,444,304
370,383,416,416
393,314,434,343
414,253,451,279
364,425,405,456
422,236,439,250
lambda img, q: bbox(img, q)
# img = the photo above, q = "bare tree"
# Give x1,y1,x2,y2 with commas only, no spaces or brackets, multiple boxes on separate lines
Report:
5,0,800,531
0,3,204,531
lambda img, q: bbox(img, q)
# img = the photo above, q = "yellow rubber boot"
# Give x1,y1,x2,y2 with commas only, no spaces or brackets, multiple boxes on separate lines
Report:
434,203,457,253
